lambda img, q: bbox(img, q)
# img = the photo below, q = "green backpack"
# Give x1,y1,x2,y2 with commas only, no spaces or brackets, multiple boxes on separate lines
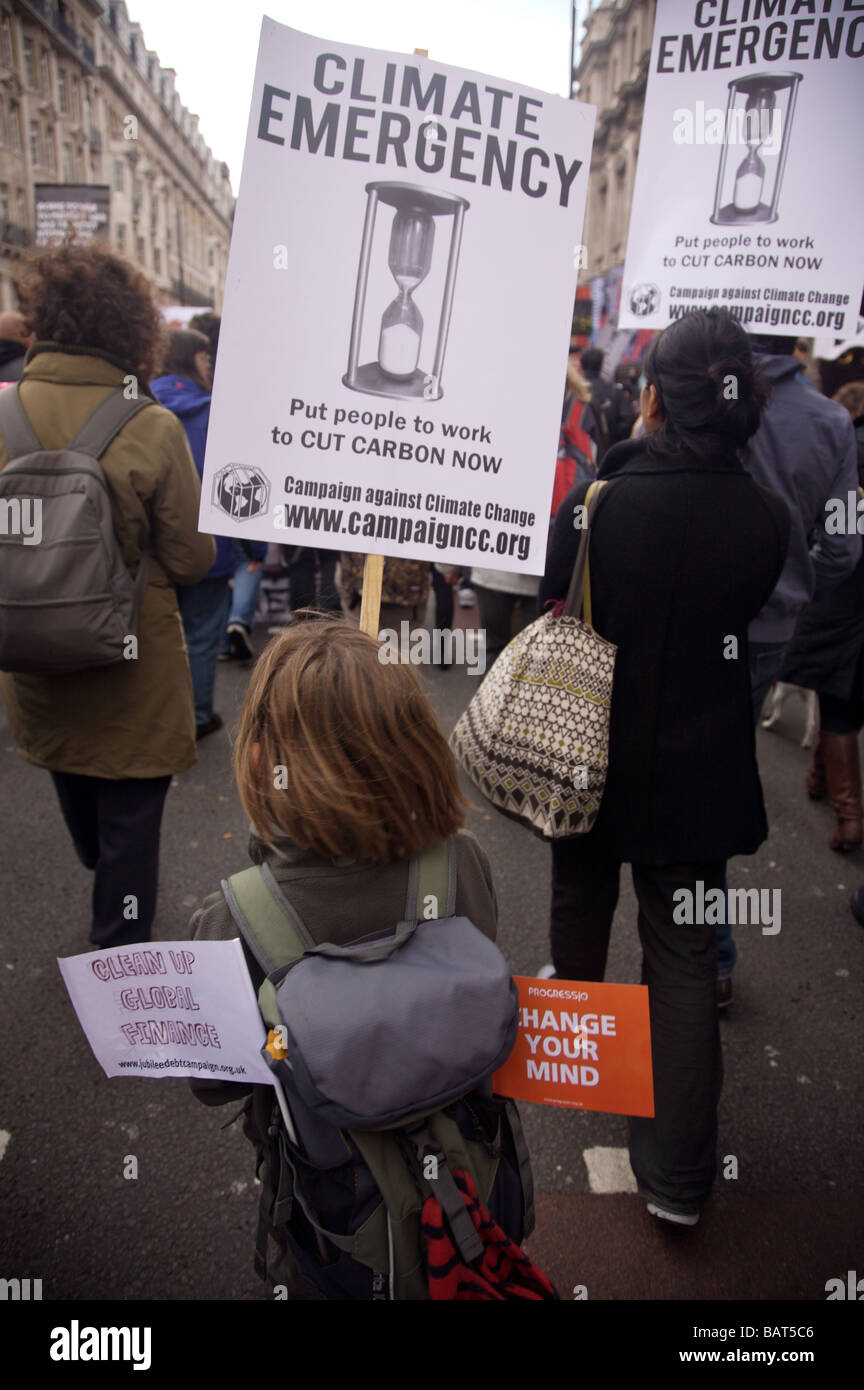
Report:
224,842,541,1301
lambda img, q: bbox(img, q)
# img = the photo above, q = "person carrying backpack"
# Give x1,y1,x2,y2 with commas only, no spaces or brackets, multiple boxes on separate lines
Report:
187,616,556,1301
0,245,215,950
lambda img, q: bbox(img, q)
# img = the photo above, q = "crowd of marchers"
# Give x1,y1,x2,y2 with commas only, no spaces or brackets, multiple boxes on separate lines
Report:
1,242,862,1297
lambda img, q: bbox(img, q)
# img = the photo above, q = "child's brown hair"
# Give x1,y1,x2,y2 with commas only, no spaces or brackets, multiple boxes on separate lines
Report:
234,616,467,862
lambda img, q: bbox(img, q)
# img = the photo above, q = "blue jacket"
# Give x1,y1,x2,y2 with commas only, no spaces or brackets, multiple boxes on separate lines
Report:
744,353,859,643
150,373,235,580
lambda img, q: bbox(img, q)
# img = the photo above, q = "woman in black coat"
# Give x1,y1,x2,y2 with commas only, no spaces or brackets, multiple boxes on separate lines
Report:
779,382,864,852
540,308,790,1224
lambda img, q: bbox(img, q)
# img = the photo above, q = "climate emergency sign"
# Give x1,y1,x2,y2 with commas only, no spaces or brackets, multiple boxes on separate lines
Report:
493,977,654,1117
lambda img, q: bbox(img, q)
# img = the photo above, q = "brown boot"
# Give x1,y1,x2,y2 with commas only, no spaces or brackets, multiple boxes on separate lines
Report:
821,731,863,852
806,738,826,801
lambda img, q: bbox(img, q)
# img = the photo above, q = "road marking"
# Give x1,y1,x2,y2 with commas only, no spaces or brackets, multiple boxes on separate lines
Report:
582,1146,637,1193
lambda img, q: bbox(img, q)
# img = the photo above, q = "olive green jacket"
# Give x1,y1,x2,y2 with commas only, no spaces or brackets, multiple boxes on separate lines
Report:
0,345,216,778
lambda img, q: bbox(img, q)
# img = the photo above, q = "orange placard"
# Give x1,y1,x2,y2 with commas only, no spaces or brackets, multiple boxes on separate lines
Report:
493,976,654,1117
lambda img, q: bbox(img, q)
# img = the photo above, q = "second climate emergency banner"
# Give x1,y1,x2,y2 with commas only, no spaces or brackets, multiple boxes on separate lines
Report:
618,0,864,337
200,19,595,574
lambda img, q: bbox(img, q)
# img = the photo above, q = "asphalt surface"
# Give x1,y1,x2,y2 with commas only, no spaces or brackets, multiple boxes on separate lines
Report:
1,600,862,1306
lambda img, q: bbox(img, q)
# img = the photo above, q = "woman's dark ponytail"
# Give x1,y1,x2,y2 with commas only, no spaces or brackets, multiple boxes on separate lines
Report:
644,307,767,458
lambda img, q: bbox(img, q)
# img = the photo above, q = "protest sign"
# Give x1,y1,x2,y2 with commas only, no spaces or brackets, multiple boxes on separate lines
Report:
58,939,273,1084
199,19,595,575
34,184,109,247
814,311,864,361
493,976,654,1117
161,304,213,329
618,0,864,338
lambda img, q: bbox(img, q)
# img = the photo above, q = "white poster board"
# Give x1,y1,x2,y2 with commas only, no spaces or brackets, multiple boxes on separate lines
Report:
619,0,864,338
199,20,595,575
58,939,274,1084
814,312,864,361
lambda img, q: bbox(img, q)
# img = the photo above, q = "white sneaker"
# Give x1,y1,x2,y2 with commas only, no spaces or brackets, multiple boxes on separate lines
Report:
646,1201,699,1227
537,963,557,979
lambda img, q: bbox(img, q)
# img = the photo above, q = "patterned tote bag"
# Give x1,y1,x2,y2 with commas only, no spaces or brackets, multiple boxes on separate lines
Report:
450,481,616,840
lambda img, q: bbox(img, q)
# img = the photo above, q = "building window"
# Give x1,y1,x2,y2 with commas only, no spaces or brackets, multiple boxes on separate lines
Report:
153,246,161,274
45,126,56,173
71,74,80,121
113,159,124,192
8,103,18,150
0,184,8,223
16,188,25,223
40,46,50,97
0,11,13,69
207,245,214,267
62,142,73,181
29,119,40,166
116,222,126,249
58,69,68,113
0,99,5,148
23,36,36,88
631,26,638,70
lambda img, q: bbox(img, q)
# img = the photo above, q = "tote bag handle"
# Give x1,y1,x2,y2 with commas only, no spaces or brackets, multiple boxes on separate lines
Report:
563,480,607,626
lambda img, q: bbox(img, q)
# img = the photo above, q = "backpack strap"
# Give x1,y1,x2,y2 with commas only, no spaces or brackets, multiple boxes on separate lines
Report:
405,840,456,922
66,390,154,457
502,1098,536,1238
0,385,42,458
222,862,315,976
0,384,153,461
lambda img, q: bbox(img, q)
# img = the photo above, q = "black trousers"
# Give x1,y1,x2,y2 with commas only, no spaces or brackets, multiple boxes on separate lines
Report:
50,772,171,948
289,549,342,614
432,567,454,629
473,586,538,665
550,837,725,1213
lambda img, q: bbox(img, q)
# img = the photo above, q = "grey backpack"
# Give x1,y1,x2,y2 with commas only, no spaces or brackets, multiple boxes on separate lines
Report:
224,839,519,1129
222,840,541,1300
0,386,153,675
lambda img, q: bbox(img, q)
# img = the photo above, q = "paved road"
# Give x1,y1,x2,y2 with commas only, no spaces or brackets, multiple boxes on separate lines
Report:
1,608,862,1303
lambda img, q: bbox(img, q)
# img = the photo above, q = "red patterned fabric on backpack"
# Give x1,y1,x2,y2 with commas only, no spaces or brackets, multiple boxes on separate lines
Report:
421,1169,559,1301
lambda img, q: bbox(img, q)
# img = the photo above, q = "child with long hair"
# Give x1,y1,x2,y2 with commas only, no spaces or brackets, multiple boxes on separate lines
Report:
188,616,504,1297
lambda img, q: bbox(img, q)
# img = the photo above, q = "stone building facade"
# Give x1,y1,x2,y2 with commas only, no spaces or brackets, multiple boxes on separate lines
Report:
0,0,233,311
573,0,656,283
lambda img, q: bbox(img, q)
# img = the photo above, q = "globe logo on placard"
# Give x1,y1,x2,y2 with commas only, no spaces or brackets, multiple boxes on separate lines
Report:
213,465,270,520
629,283,660,317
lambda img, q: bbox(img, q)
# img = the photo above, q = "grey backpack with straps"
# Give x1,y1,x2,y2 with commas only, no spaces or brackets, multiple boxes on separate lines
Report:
222,839,534,1300
0,385,153,675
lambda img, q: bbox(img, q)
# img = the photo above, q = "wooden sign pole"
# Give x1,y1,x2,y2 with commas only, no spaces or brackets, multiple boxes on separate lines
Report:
359,554,384,637
357,50,426,642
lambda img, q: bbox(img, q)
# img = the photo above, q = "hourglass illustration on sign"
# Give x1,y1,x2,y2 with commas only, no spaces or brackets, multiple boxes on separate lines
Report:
343,181,469,401
710,72,802,225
